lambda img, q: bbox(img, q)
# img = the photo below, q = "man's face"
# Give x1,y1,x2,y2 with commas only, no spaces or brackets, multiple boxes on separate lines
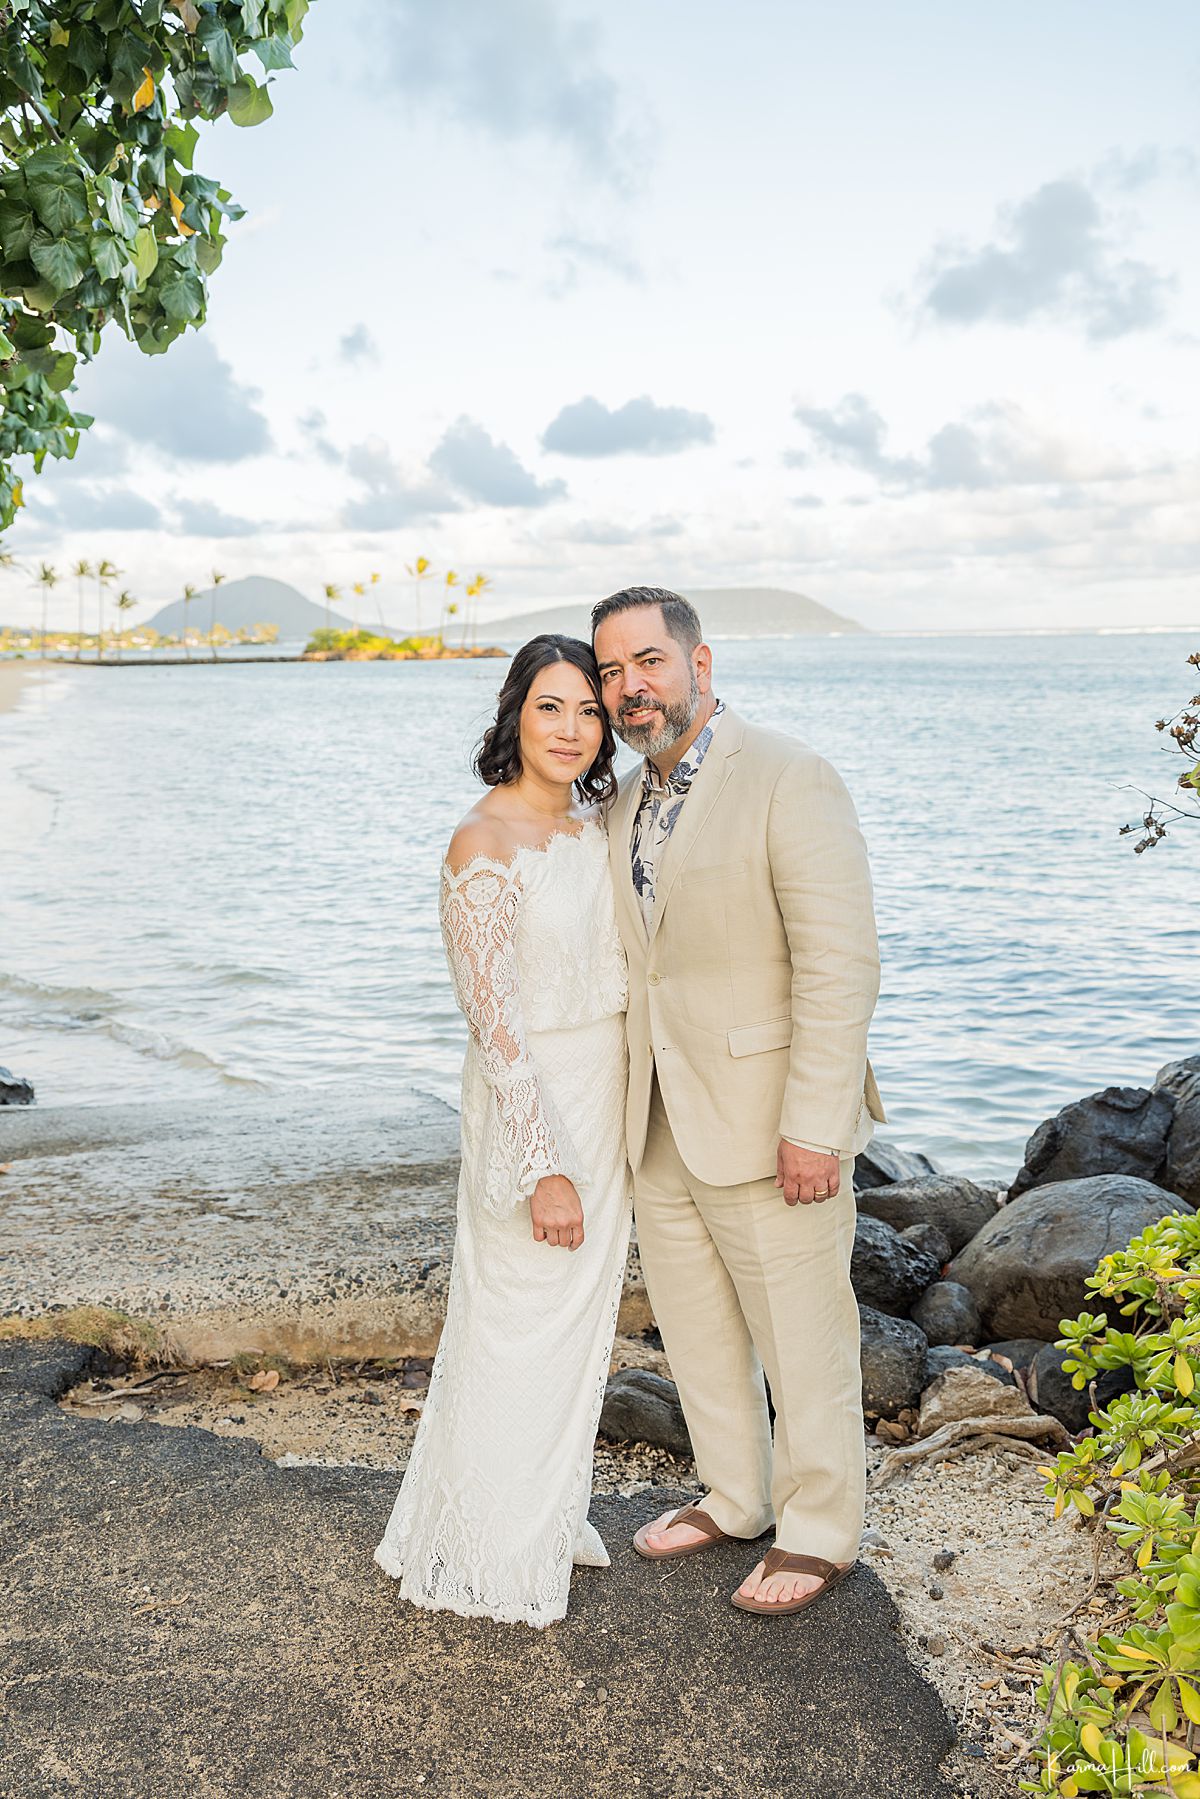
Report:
593,604,703,759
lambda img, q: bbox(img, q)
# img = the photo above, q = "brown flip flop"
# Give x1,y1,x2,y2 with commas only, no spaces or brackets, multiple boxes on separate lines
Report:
633,1501,730,1561
731,1548,856,1615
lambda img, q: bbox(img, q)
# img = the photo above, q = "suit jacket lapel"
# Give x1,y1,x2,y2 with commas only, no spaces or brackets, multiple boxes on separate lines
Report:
647,710,744,946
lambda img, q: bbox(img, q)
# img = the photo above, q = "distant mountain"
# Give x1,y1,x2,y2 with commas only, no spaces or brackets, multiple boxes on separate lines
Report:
138,577,864,644
142,576,372,638
486,587,865,640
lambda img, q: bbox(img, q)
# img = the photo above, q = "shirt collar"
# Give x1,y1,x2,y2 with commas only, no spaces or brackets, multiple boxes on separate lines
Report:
642,698,725,797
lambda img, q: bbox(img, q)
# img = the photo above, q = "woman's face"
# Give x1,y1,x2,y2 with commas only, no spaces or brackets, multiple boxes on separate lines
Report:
518,659,605,790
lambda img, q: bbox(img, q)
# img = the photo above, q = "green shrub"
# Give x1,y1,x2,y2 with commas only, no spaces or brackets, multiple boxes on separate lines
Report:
1024,1212,1200,1795
303,629,442,659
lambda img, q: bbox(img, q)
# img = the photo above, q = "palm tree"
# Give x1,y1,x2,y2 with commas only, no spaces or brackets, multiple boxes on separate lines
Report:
95,559,119,661
322,582,341,633
439,570,459,648
34,562,57,658
465,572,491,650
405,556,432,635
113,590,136,661
369,570,384,631
72,558,93,659
351,581,365,632
208,569,225,661
181,582,198,658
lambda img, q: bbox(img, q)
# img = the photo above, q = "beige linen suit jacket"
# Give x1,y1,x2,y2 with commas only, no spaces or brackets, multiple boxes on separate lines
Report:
608,707,886,1188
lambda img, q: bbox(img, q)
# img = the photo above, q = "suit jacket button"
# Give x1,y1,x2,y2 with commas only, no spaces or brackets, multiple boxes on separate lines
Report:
648,972,661,985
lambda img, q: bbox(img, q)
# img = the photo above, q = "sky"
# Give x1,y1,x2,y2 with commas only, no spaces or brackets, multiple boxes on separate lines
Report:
3,0,1198,632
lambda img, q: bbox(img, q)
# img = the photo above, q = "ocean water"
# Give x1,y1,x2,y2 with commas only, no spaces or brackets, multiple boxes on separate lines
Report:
1,632,1196,1180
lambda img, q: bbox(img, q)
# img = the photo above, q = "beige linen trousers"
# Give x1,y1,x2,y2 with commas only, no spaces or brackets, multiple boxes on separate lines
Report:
606,708,885,1561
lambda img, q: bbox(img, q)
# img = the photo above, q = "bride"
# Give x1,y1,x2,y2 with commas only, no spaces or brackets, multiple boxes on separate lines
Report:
374,633,632,1627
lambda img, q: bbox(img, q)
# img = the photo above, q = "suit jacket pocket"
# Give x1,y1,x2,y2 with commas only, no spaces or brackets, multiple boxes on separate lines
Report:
727,1016,792,1058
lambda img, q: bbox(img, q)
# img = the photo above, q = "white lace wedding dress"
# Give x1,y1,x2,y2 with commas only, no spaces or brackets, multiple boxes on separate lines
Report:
373,818,632,1627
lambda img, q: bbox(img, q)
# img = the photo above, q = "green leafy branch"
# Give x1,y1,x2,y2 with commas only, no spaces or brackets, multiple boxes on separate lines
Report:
0,0,311,531
1022,1212,1200,1795
1121,651,1200,852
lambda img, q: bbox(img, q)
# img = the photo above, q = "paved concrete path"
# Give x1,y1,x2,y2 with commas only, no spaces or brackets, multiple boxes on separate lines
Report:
0,1339,958,1799
0,1092,651,1360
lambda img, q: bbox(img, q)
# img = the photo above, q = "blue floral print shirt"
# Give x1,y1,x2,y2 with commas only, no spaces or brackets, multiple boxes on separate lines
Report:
630,700,726,935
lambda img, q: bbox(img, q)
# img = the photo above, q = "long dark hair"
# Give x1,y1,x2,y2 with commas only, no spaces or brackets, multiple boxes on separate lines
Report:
473,634,618,804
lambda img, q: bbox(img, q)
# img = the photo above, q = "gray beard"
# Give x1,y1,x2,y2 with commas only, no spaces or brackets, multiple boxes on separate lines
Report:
614,675,700,759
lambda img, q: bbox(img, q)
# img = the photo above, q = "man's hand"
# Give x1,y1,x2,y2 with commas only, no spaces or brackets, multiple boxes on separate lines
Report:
530,1175,585,1249
775,1141,840,1207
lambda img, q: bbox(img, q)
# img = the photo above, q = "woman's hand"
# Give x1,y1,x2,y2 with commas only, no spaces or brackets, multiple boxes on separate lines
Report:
530,1175,585,1250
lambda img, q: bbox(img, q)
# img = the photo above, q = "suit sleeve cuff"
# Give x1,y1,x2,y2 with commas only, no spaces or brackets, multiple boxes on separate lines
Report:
781,1135,843,1157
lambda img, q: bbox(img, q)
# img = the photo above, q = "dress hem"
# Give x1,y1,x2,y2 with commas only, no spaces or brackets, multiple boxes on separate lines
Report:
372,1544,567,1631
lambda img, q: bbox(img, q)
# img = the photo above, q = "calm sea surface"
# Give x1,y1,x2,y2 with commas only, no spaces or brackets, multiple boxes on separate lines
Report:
1,632,1196,1180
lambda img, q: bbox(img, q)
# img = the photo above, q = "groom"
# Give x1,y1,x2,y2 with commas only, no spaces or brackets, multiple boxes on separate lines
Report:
592,586,885,1614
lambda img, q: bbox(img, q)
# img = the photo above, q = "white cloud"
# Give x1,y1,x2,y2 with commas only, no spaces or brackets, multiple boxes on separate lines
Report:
72,333,272,462
543,395,715,458
295,409,342,467
790,394,1128,493
172,498,259,538
915,177,1173,342
338,323,378,364
342,438,462,531
374,0,645,187
28,484,164,532
544,231,644,293
561,515,683,546
429,417,566,508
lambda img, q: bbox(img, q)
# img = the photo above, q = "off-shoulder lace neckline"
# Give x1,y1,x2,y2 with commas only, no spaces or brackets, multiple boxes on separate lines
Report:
442,814,605,885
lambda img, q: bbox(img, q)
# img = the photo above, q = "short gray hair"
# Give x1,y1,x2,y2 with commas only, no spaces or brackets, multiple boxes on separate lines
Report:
590,585,702,652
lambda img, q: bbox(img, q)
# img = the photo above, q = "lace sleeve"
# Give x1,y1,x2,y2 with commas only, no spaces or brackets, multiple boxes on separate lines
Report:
439,856,582,1215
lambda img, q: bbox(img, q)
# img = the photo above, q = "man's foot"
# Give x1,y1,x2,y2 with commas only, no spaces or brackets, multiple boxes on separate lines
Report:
639,1508,716,1555
734,1554,855,1609
632,1501,730,1559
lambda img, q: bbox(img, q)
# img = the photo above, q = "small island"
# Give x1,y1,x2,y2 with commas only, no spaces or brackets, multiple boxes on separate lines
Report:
302,629,507,662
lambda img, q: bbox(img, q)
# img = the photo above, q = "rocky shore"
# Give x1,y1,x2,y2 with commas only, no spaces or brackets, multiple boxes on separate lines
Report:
0,1088,654,1362
3,1055,1198,1796
6,1062,1195,1401
850,1059,1199,1436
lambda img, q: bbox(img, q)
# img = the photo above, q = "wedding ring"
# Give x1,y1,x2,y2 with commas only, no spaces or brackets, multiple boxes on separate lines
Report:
813,1187,829,1198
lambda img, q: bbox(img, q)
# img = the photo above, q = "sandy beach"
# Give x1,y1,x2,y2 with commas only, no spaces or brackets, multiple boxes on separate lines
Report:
0,657,39,716
0,658,59,719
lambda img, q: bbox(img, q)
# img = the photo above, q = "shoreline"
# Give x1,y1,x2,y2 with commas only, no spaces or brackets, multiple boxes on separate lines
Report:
1,646,508,668
0,1091,654,1363
0,657,45,717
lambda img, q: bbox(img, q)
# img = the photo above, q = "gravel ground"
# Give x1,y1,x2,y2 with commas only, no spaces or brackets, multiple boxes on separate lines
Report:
59,1340,1112,1799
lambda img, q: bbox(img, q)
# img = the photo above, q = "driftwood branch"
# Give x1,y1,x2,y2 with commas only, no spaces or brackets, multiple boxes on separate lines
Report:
870,1413,1071,1489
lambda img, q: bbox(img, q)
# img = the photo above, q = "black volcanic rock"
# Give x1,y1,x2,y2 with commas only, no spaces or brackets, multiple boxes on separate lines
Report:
860,1306,928,1417
1009,1086,1174,1199
853,1141,941,1192
851,1216,940,1316
856,1175,998,1255
911,1281,982,1348
949,1174,1185,1340
1156,1056,1200,1209
599,1368,691,1458
0,1066,34,1106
